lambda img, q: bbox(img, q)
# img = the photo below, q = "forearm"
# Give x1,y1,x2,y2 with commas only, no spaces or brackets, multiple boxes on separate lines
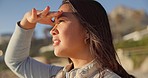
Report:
5,21,34,69
4,22,62,78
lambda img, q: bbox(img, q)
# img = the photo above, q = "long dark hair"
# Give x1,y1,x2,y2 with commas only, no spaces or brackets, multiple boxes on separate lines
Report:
62,0,135,78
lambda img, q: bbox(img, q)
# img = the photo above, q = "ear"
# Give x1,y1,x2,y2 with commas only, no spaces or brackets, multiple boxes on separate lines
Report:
84,30,89,44
84,34,89,44
85,30,89,39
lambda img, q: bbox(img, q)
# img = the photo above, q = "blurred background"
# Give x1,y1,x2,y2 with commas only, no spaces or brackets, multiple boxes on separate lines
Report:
0,0,148,78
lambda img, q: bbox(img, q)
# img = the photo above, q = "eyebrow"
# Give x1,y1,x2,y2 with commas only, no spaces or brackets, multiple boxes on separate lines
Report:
57,14,68,20
57,12,74,20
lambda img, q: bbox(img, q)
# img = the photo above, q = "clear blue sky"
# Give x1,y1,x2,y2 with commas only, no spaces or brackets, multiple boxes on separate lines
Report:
0,0,148,38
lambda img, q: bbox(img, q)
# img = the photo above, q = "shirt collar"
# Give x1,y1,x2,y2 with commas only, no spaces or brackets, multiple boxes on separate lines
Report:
63,59,99,78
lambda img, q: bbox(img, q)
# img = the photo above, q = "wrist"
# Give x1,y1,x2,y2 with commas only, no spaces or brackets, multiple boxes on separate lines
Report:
20,17,36,30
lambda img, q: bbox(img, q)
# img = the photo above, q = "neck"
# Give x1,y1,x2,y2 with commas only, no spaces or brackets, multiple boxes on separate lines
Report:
69,45,94,68
70,56,94,68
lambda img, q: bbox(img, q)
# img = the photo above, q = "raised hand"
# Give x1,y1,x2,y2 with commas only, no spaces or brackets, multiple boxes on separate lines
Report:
20,6,62,29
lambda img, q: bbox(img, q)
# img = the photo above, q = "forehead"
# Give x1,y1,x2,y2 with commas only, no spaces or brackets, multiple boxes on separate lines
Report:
58,4,73,12
56,4,76,19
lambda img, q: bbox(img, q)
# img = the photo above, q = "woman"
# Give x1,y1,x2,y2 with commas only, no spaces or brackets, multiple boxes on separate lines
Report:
5,0,134,78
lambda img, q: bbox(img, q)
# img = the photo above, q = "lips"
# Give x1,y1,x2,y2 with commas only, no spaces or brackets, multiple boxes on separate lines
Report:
52,38,61,46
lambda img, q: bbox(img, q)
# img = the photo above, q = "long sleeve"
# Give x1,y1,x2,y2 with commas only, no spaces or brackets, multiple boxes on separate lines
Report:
4,22,62,78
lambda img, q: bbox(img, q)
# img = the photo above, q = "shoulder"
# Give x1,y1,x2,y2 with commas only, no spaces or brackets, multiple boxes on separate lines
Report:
94,69,121,78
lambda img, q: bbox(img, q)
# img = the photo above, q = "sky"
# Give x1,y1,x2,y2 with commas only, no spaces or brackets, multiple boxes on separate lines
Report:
0,0,148,38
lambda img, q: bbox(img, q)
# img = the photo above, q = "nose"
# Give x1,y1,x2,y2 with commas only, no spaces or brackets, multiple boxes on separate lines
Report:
50,24,59,36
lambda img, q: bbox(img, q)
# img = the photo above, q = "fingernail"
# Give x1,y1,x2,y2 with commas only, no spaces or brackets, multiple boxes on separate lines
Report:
57,11,60,13
58,11,63,13
32,8,36,12
45,6,49,10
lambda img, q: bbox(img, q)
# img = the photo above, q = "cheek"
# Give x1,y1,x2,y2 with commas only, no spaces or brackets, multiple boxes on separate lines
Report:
59,23,85,49
54,21,86,57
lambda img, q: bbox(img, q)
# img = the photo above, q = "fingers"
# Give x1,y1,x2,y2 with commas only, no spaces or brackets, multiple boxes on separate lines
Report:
46,11,63,26
47,11,63,18
27,8,38,23
32,8,37,20
28,6,62,26
39,6,50,18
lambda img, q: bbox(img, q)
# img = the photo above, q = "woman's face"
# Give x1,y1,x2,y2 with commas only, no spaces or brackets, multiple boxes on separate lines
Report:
50,4,87,58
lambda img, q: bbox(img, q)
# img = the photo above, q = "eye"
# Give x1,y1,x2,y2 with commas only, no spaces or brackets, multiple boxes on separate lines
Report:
55,18,66,24
58,19,65,23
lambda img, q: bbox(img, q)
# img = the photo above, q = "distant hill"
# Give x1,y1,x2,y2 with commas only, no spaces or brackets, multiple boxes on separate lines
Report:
108,6,148,42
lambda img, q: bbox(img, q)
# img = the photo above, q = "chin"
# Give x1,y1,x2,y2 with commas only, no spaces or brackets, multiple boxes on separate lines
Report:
54,50,66,57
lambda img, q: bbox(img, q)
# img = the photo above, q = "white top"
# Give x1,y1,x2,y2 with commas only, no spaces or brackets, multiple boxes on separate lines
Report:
5,22,121,78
